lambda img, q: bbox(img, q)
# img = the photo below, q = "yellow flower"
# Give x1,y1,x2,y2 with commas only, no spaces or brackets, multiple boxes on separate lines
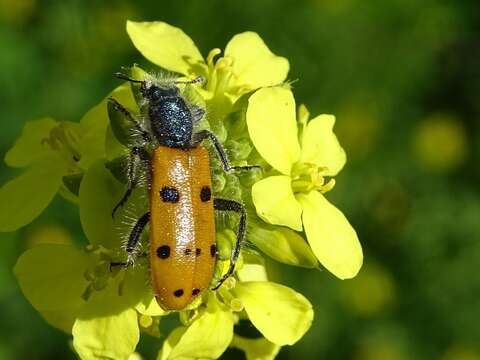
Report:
246,87,363,279
126,20,289,107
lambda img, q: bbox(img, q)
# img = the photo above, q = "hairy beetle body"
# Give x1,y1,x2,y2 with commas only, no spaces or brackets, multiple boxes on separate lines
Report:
110,72,257,311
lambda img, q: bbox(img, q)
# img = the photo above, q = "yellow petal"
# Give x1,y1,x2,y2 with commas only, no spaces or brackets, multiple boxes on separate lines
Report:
234,281,313,346
73,309,139,360
14,244,94,333
252,176,302,231
224,32,289,92
5,117,58,168
297,191,362,279
300,114,346,176
246,87,300,174
168,297,234,359
126,20,207,76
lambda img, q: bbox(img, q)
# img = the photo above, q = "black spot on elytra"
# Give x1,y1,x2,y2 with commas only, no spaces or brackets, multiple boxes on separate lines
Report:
156,245,170,259
160,186,179,203
184,248,192,256
173,289,184,297
192,288,200,296
200,186,211,202
210,244,216,257
196,248,201,257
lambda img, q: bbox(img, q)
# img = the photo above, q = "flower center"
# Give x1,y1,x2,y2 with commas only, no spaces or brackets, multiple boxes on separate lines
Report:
291,162,336,194
205,48,236,95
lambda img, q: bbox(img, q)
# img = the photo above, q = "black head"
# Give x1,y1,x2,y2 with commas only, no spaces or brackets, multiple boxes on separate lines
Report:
140,82,179,101
115,72,200,149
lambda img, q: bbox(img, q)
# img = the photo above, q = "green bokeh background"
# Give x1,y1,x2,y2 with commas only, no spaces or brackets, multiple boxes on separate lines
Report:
1,0,479,359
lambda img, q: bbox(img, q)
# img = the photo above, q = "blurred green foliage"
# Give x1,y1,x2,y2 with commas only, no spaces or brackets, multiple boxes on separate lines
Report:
1,0,479,359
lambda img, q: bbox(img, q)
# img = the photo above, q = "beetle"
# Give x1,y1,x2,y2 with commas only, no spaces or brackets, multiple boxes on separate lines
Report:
108,72,258,310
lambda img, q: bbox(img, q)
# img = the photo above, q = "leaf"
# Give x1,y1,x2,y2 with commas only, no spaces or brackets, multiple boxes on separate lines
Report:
5,117,57,168
248,225,318,268
126,20,207,77
79,161,124,249
234,281,313,346
0,153,67,232
73,308,139,360
168,297,234,359
297,191,363,279
224,32,289,93
251,175,302,231
246,87,300,175
14,244,94,332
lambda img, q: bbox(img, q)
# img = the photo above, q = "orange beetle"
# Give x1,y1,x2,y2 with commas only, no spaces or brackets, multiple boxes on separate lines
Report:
109,73,257,310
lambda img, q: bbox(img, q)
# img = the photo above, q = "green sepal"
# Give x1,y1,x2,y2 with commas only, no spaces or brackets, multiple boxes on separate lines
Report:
78,83,136,170
215,229,235,261
225,139,252,161
237,165,264,188
211,169,226,194
248,223,318,268
224,90,254,140
105,155,129,184
62,173,84,196
107,98,136,147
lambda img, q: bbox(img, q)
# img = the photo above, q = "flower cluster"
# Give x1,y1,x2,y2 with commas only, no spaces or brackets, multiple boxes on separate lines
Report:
1,21,362,359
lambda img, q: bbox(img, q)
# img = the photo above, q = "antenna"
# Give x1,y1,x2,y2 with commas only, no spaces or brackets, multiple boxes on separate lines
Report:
114,72,144,84
174,76,205,85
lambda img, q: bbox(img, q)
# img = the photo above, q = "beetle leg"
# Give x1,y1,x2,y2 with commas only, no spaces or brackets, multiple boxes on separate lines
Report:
112,146,150,218
107,97,151,142
110,252,147,270
110,212,150,269
124,211,150,264
211,198,246,290
190,104,205,122
192,130,261,172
